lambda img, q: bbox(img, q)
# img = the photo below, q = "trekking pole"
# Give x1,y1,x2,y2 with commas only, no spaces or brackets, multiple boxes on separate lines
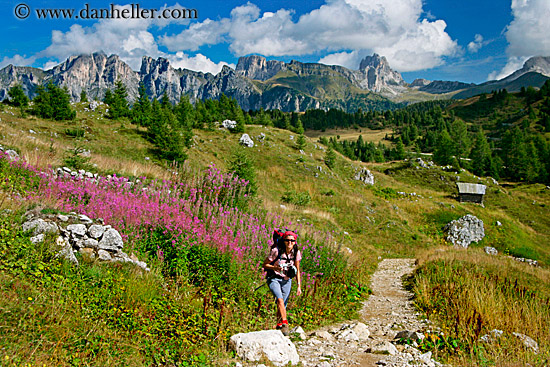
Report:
254,282,267,292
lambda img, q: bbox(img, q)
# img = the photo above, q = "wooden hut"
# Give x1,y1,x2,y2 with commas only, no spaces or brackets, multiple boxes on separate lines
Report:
456,183,486,204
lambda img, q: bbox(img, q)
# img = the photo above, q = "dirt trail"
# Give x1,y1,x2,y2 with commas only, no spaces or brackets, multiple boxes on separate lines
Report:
296,258,441,367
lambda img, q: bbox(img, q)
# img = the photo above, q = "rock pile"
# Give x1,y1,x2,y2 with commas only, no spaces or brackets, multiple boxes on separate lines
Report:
21,209,149,271
443,214,484,248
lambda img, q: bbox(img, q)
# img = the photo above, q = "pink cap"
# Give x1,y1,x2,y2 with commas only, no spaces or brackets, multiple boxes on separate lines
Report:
283,231,297,240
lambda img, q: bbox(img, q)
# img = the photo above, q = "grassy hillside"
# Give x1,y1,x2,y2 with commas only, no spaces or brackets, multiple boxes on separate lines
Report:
1,102,549,366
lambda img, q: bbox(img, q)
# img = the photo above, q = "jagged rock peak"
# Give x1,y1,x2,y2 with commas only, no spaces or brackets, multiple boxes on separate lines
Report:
357,53,406,92
410,78,431,87
235,55,286,81
359,53,388,71
501,55,550,82
140,56,173,75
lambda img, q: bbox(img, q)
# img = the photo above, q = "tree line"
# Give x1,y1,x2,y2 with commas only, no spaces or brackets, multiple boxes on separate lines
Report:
5,79,550,184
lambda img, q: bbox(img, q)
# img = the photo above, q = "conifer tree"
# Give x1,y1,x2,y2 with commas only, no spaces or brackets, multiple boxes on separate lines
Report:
132,82,151,126
108,80,130,119
33,83,75,120
80,90,88,103
433,129,454,165
470,130,492,176
103,89,114,106
394,136,405,160
296,134,307,151
324,146,337,169
8,84,28,107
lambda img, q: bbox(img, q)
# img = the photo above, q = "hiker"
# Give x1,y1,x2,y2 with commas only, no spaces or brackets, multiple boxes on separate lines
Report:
263,230,302,336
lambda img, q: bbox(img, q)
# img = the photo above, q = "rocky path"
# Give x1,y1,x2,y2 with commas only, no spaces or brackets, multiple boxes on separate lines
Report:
295,258,443,367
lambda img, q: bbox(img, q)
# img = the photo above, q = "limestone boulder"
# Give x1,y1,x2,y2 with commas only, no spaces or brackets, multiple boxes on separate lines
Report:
444,214,484,248
354,168,374,185
229,330,299,366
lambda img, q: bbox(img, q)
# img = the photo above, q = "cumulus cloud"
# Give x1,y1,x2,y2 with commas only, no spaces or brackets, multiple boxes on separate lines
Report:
506,0,550,57
8,0,459,74
489,0,550,80
0,54,37,69
468,34,484,53
161,0,459,71
168,52,234,74
319,51,363,69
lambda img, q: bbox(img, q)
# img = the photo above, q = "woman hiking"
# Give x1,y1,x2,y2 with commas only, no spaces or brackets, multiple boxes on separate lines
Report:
262,230,302,336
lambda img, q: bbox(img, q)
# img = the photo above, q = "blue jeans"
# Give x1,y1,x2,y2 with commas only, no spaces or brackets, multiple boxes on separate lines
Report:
268,277,292,307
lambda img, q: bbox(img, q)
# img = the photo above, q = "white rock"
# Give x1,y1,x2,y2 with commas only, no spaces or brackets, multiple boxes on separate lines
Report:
67,224,87,237
30,234,45,244
98,249,112,261
239,133,254,148
369,341,398,355
512,332,539,354
88,224,106,239
484,246,498,256
229,330,299,366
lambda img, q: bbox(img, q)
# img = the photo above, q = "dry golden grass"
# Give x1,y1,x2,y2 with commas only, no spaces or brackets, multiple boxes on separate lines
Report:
305,127,393,145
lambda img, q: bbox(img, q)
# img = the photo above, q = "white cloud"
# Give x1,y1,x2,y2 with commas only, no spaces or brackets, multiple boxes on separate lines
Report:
318,51,363,69
490,0,550,80
0,54,37,69
487,56,528,80
7,1,459,74
161,0,459,72
168,52,234,75
506,0,550,57
468,34,484,53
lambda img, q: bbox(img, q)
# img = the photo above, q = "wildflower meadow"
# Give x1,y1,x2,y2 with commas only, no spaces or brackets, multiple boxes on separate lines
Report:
0,152,368,365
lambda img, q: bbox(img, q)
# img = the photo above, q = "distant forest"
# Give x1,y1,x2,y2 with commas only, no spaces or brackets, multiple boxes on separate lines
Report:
303,83,550,184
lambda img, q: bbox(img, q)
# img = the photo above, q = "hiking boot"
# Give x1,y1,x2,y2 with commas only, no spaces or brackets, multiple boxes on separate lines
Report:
275,323,283,330
280,323,290,336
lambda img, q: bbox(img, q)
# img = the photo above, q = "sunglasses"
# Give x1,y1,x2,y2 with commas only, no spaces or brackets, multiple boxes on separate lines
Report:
283,239,296,243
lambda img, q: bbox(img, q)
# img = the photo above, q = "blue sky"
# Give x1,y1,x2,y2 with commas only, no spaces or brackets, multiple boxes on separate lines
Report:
1,0,549,83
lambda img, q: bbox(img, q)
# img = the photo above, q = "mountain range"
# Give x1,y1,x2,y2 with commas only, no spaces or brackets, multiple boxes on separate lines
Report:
1,52,549,113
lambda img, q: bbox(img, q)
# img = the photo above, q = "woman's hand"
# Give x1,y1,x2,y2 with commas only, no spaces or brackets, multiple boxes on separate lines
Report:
296,285,302,296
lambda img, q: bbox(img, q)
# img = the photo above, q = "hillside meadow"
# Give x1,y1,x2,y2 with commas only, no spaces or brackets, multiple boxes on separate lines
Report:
0,101,549,366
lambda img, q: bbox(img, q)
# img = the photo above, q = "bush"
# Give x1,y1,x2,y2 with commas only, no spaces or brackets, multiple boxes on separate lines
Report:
281,190,311,206
62,146,92,171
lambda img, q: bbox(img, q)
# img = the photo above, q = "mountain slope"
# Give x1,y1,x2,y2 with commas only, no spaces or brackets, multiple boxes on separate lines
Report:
453,72,550,99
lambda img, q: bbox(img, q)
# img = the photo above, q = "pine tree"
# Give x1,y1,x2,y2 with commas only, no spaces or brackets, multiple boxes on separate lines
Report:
227,147,257,197
450,120,470,160
433,129,454,165
324,147,337,169
33,83,75,120
103,89,114,106
80,90,88,103
296,134,306,150
132,82,151,126
148,99,186,163
108,80,130,119
8,84,28,107
470,130,491,176
394,136,405,160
